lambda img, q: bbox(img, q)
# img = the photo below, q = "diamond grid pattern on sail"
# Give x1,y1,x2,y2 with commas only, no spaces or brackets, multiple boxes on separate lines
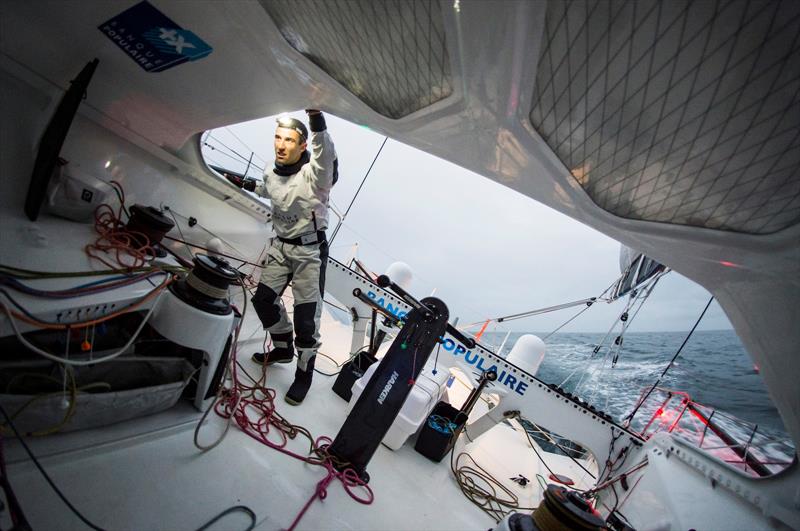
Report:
529,0,800,234
260,0,453,119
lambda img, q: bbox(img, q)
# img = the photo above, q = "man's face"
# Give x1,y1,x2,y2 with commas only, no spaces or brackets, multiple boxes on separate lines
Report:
274,127,306,165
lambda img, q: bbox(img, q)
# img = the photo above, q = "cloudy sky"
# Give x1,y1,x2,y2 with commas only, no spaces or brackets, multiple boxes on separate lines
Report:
202,112,733,335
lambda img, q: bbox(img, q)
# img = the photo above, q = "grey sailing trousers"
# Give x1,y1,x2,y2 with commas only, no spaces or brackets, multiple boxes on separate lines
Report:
251,239,328,370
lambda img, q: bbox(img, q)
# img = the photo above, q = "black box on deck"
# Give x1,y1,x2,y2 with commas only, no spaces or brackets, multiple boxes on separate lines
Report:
414,401,468,462
332,350,377,401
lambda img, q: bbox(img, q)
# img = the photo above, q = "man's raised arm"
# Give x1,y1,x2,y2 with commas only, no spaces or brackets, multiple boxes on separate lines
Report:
306,109,337,189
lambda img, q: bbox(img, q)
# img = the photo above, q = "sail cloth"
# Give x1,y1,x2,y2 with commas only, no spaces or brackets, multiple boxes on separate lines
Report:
610,245,665,301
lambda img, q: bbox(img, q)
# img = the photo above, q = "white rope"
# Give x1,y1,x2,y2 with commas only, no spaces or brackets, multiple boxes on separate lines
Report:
0,286,168,367
186,271,230,299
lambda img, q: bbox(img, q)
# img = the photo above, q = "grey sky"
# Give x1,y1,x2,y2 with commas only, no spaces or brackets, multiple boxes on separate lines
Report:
202,112,733,334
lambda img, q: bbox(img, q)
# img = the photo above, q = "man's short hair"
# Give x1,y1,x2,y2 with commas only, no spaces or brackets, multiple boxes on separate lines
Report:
276,116,308,142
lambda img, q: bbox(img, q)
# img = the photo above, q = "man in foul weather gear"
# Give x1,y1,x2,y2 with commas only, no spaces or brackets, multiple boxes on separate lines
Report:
234,109,337,405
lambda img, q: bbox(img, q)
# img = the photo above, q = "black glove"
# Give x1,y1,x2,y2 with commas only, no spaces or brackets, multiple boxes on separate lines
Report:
305,109,326,132
224,171,257,192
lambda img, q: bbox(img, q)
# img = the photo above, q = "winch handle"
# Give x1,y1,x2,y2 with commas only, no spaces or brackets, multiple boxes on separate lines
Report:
376,274,476,349
376,274,423,309
445,323,476,349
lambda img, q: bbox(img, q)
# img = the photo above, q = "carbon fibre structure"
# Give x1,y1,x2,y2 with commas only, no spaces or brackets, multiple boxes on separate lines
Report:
260,0,453,119
2,0,800,528
530,0,800,234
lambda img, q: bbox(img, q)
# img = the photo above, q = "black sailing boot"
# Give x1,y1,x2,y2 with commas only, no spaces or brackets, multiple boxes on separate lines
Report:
285,352,315,406
252,332,295,365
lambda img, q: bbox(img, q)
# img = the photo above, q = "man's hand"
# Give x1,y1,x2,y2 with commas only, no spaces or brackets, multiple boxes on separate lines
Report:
242,178,257,192
224,171,257,192
305,109,326,132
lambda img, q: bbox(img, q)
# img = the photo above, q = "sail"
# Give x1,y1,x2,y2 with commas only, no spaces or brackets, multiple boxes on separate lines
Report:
611,245,665,300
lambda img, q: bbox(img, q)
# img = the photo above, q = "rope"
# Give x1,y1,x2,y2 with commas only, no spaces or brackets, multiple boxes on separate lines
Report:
516,418,596,480
186,271,230,299
450,449,537,523
427,414,458,434
163,235,264,269
84,185,158,271
0,403,105,530
0,263,181,279
193,280,374,530
0,277,172,366
195,505,256,531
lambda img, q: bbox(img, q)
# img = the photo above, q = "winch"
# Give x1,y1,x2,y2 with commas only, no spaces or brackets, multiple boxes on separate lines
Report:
169,254,239,315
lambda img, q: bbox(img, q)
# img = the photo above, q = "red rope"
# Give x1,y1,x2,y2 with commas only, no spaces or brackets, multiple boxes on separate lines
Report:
285,457,374,531
213,344,374,529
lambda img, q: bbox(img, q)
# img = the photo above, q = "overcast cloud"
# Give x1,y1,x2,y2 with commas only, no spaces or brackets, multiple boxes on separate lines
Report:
202,112,733,335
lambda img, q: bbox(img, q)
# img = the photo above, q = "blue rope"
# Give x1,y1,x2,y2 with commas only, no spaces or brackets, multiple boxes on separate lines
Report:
0,271,163,298
427,414,458,435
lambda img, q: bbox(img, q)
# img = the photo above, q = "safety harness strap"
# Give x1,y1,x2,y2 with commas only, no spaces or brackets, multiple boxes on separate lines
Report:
277,230,326,246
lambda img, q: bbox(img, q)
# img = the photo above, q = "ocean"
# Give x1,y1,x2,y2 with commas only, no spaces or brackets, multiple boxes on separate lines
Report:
482,329,791,449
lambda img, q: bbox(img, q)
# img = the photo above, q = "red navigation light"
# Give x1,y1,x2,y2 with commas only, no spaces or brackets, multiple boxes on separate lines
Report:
720,260,738,267
655,408,664,417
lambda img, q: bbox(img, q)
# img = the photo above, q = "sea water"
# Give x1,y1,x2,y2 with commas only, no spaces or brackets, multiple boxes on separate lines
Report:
484,330,791,447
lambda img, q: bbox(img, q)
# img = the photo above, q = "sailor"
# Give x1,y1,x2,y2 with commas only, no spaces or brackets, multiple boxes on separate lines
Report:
235,109,337,405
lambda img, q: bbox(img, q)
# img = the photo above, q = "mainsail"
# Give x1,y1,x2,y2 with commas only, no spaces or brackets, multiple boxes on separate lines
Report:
610,245,665,301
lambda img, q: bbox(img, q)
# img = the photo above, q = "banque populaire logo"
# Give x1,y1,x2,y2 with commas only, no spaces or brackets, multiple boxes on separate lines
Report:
98,1,212,73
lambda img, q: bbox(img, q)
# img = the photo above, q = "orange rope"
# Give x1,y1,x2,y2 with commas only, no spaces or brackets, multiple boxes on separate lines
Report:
84,203,156,270
2,275,173,330
474,319,491,342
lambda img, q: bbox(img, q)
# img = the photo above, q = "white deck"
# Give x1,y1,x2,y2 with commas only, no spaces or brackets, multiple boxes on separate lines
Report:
2,304,509,531
4,362,493,530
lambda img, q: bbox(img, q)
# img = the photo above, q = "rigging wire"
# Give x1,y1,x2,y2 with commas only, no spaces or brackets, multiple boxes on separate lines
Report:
493,298,599,324
204,133,265,174
570,272,665,396
224,126,267,165
329,136,388,244
459,276,621,340
542,280,618,340
163,207,196,260
202,143,254,169
624,296,715,424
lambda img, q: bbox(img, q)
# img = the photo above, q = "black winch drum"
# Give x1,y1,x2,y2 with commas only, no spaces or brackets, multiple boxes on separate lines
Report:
125,204,174,250
531,484,605,531
170,254,239,315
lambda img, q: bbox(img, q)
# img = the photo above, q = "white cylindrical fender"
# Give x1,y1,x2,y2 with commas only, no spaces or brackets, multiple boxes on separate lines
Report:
507,334,546,376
